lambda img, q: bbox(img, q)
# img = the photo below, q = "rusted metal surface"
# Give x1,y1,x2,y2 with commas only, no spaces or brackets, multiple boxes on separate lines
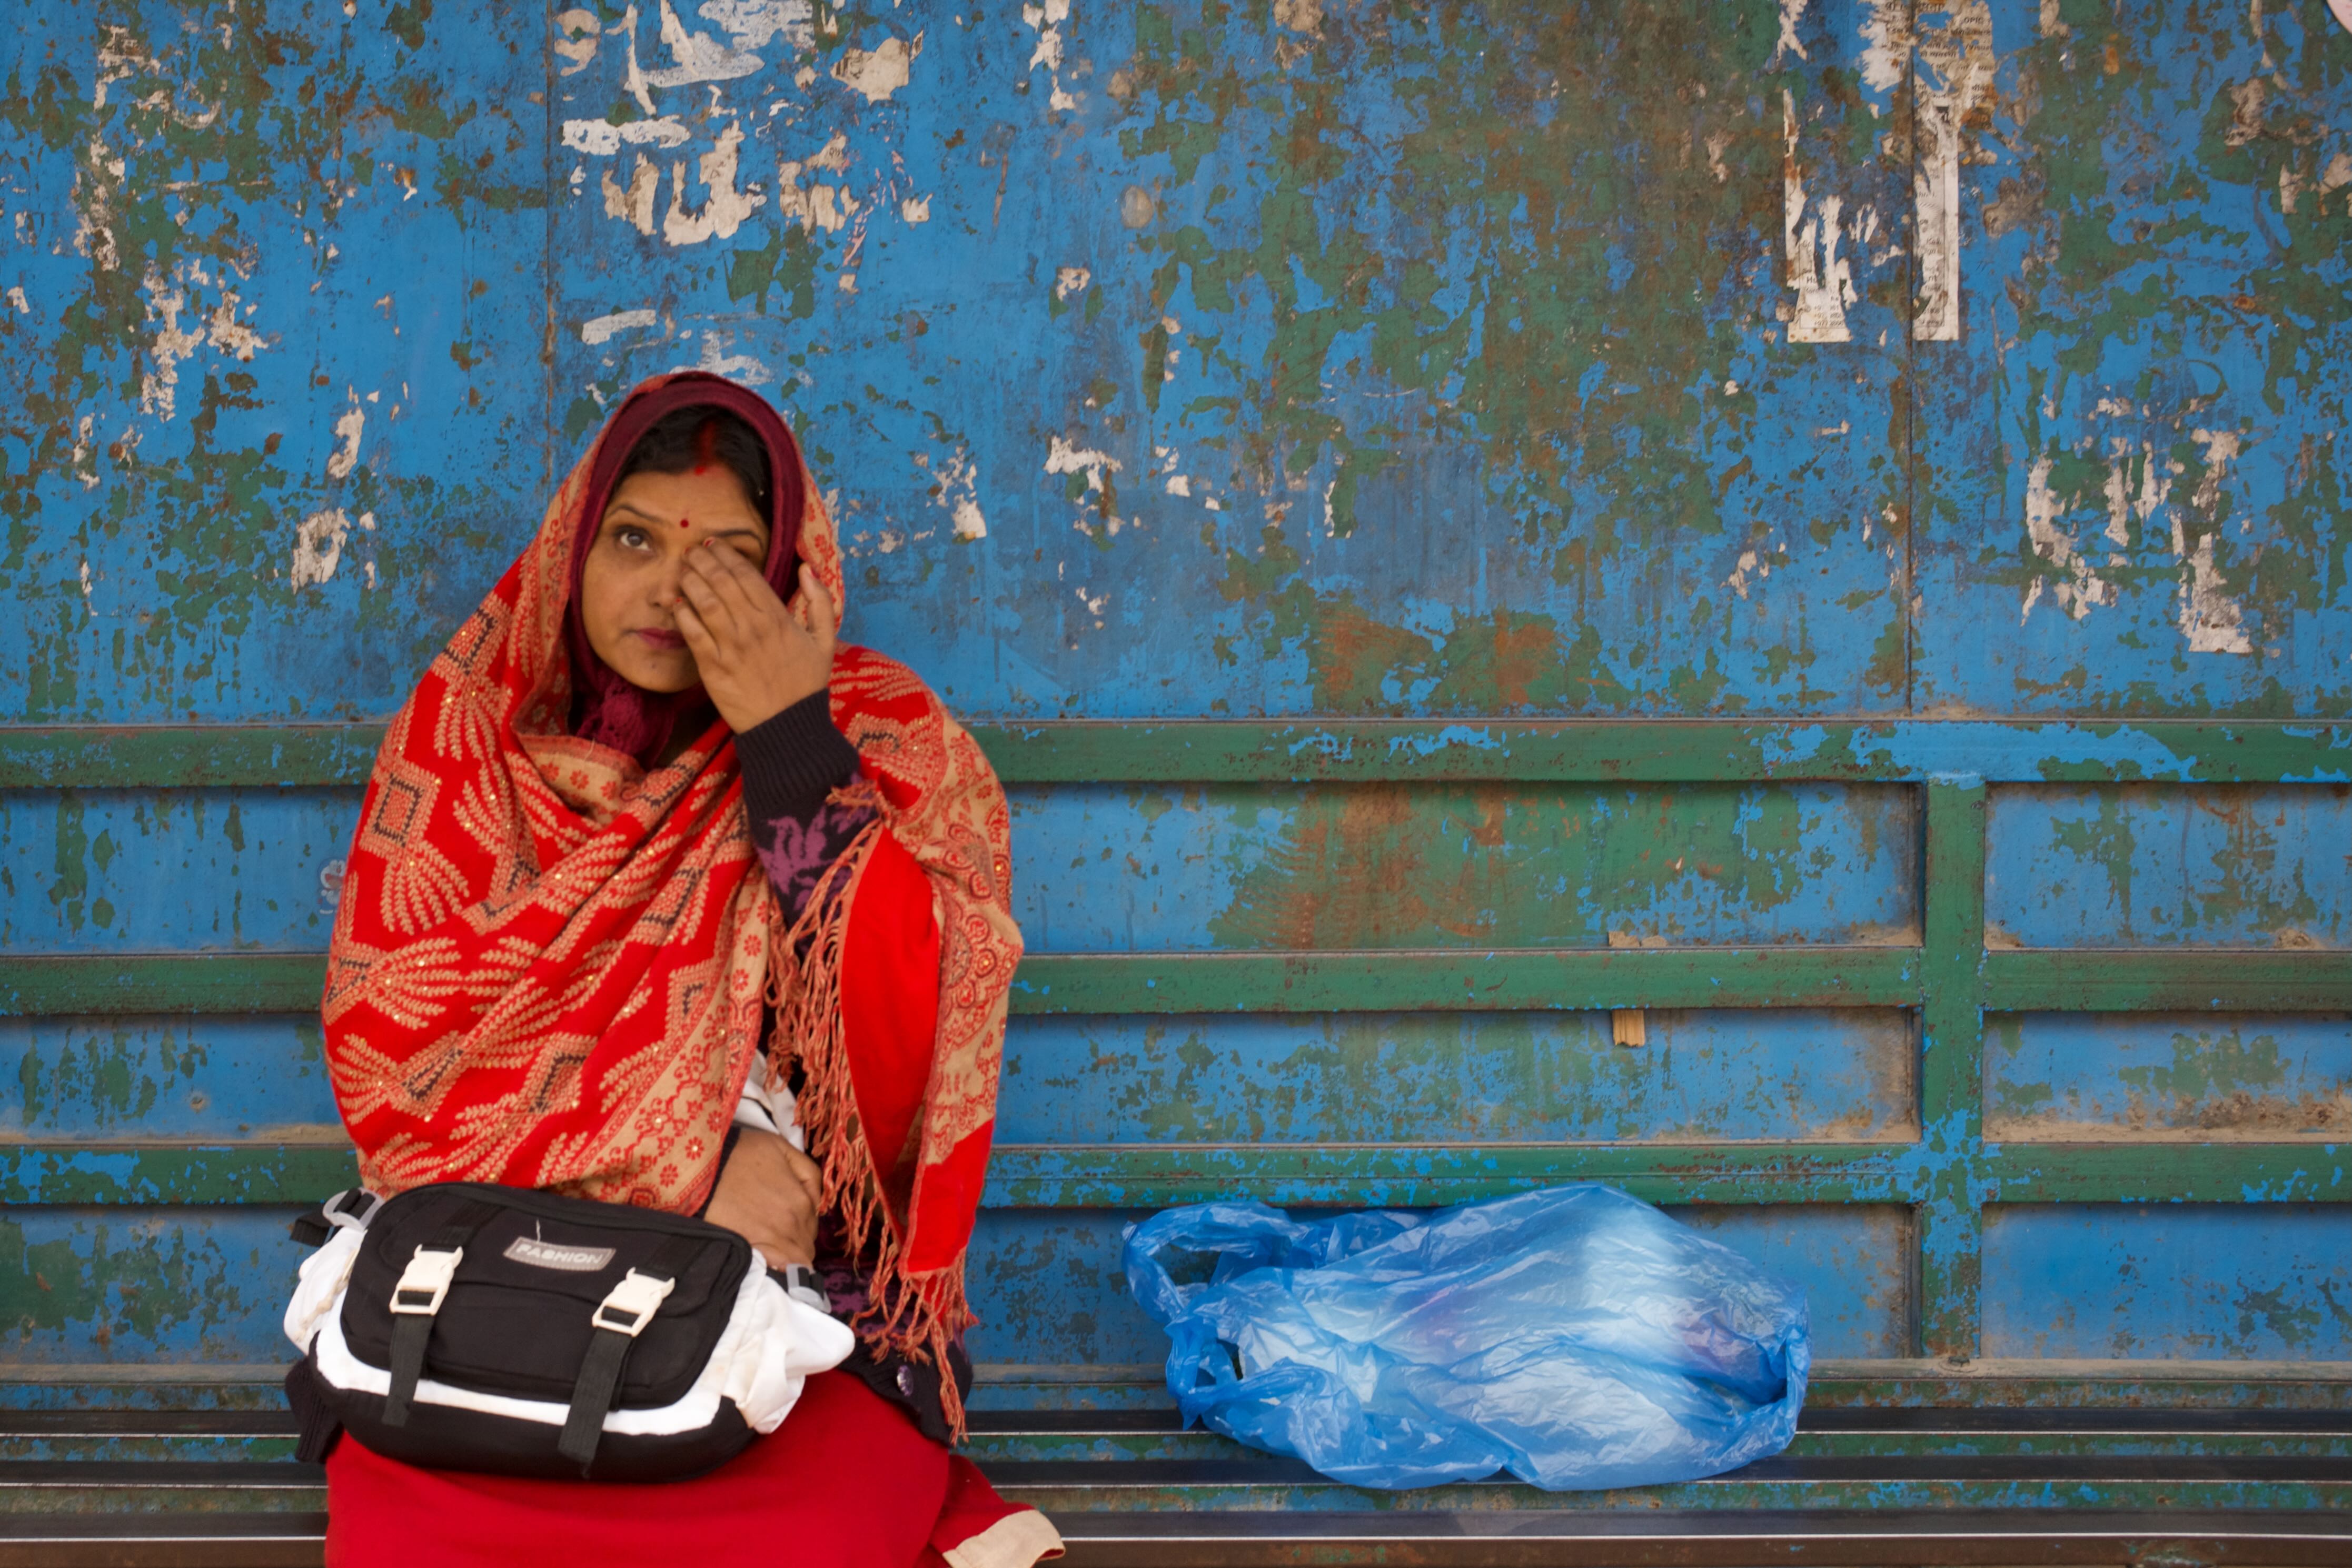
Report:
0,0,2348,1533
1980,1203,2352,1360
998,1009,1920,1144
1986,785,2352,949
0,780,1922,952
1986,1013,2350,1142
1,2,2345,724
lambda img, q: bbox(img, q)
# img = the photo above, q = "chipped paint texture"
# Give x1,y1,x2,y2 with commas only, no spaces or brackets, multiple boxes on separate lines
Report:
1985,783,2352,950
1,1017,336,1140
4,2,2344,722
1911,1,1994,341
1986,1013,2349,1142
1779,89,1856,344
1007,782,1919,952
1982,1205,2352,1359
0,1208,310,1364
0,789,353,949
3,1,548,723
2,1,2348,1394
1921,0,2351,712
1003,1010,1918,1145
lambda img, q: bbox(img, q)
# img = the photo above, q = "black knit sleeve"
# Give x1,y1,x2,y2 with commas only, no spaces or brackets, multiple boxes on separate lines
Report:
737,691,876,924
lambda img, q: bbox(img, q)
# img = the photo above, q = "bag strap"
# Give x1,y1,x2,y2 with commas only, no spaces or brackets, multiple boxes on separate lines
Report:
555,1232,704,1472
381,1198,501,1428
287,1187,382,1249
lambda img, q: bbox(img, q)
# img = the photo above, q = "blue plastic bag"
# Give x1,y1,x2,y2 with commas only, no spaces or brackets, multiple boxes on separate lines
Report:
1122,1185,1809,1491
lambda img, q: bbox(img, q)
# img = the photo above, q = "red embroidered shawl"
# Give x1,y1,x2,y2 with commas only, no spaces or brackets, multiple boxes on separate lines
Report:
321,373,1018,1429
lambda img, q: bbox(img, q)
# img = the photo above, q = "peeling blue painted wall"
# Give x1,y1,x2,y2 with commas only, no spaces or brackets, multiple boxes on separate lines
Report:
2,1,2347,1384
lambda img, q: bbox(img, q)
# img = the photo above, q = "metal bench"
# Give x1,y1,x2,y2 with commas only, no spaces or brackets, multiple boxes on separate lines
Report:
5,1364,2346,1566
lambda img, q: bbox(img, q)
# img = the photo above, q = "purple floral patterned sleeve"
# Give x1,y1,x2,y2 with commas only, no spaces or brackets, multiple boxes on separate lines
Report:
735,691,873,921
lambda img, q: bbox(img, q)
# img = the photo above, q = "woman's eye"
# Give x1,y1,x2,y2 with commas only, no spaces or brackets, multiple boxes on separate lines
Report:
614,525,650,550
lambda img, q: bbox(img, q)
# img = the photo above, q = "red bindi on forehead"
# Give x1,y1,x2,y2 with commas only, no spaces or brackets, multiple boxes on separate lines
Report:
678,516,692,529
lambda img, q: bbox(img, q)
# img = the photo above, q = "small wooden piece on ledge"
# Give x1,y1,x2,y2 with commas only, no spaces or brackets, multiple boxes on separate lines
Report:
1605,930,1656,1047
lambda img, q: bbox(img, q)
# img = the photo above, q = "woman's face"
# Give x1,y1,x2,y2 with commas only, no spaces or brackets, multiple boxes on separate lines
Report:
579,465,769,693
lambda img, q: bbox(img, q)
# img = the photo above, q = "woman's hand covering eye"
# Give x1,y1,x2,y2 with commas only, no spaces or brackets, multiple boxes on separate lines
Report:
701,1127,825,1270
674,548,839,733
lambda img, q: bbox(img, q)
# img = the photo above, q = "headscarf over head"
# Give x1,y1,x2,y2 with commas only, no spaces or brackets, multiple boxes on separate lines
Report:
322,373,1020,1433
561,378,806,765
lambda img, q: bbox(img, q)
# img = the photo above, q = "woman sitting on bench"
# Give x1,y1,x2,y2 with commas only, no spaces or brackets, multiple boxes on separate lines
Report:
316,372,1059,1568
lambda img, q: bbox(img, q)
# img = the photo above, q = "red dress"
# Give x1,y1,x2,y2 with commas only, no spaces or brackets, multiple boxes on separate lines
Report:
323,1370,1059,1568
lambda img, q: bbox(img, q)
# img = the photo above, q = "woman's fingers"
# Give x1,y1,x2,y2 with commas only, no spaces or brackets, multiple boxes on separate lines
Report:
689,540,769,617
796,565,838,632
703,1130,820,1268
674,546,832,730
680,545,756,623
673,596,719,656
675,560,739,645
793,565,840,658
688,543,796,650
780,1142,825,1209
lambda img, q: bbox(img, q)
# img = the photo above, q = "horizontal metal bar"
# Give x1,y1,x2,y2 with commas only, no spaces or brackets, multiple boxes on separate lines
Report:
11,1456,2351,1494
955,1406,2352,1438
7,1139,2340,1208
1043,1509,2350,1568
1982,1144,2350,1204
0,1517,326,1568
988,1143,2350,1208
996,1456,2352,1486
13,948,2344,1020
0,956,328,1016
0,1414,301,1437
3,1140,1911,1207
0,728,385,791
0,1144,355,1206
10,1358,2340,1400
4,1510,2347,1568
2,949,1920,1017
0,1365,294,1388
983,1143,1922,1207
2,720,2346,788
1795,1357,2352,1391
1983,951,2352,1012
979,720,2352,787
0,1461,323,1487
1011,949,1921,1013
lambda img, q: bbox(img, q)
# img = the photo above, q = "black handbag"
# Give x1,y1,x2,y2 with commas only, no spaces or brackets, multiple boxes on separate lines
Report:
283,1182,843,1482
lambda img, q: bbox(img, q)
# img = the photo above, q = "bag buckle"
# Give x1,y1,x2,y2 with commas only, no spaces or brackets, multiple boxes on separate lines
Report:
324,1188,384,1232
591,1269,677,1338
390,1245,464,1315
780,1263,832,1314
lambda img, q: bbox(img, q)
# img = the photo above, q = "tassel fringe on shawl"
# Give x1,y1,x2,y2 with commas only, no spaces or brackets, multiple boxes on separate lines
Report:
770,796,973,1433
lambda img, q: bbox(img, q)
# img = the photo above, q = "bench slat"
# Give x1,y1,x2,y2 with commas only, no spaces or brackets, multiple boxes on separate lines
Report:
4,1509,2350,1568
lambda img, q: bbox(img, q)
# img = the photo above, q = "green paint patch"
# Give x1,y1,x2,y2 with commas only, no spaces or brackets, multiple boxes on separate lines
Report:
383,0,435,53
45,795,87,934
728,227,820,319
1197,780,1911,950
0,1210,284,1358
1987,1011,2351,1141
